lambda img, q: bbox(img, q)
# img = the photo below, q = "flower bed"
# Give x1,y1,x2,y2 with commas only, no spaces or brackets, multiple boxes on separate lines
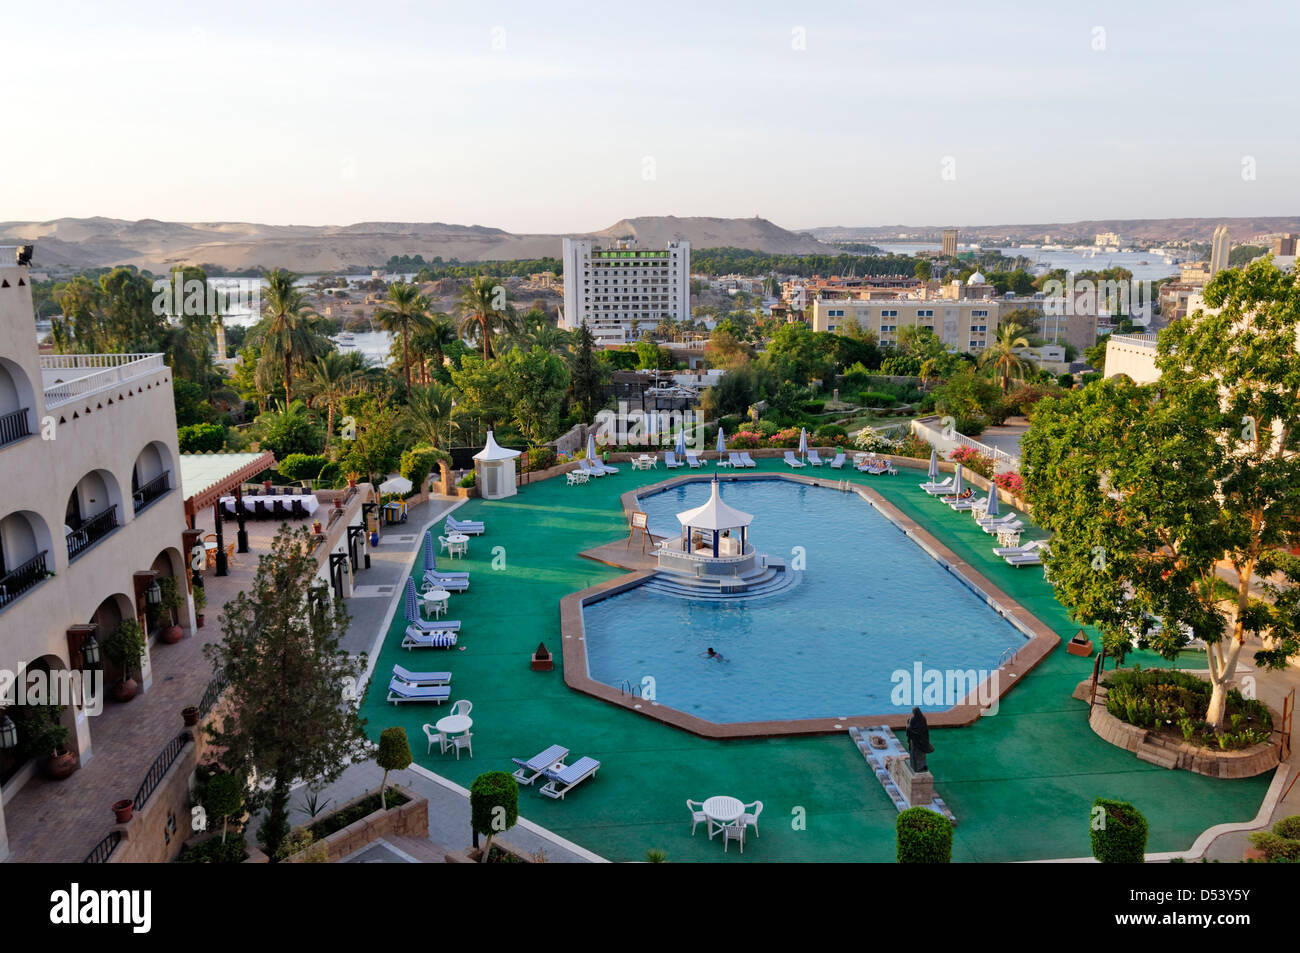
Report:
1104,667,1272,750
994,471,1024,494
948,445,996,479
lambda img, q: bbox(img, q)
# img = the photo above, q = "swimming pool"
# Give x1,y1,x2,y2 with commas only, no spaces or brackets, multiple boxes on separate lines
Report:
579,478,1029,723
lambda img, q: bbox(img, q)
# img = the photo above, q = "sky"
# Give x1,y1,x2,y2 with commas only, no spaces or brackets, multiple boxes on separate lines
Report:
3,0,1298,232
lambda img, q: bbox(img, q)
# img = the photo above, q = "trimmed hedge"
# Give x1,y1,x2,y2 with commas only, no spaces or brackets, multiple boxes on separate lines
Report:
1090,798,1148,863
470,771,519,838
278,453,328,483
896,807,953,863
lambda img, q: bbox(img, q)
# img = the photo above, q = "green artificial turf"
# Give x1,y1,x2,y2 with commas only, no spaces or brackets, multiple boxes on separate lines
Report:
359,459,1271,862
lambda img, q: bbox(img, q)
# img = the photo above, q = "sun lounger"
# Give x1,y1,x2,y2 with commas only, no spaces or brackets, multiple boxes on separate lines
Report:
445,515,485,535
921,477,954,495
402,627,459,650
512,744,570,786
685,452,703,468
950,494,987,511
538,756,600,800
578,457,604,477
387,678,452,704
392,665,451,686
405,615,462,634
663,451,683,468
981,517,1024,534
829,452,845,469
783,451,806,469
593,456,619,474
727,452,743,468
1004,551,1044,566
739,452,757,468
423,571,469,592
992,539,1047,557
977,512,1020,529
807,450,824,466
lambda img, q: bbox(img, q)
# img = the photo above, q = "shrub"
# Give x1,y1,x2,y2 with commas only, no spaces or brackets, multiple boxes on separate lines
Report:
179,836,248,864
949,445,996,479
457,472,476,488
315,461,342,489
896,807,953,863
470,771,519,861
730,430,762,450
1248,831,1300,863
755,419,780,437
376,727,413,808
523,446,556,472
1090,798,1148,863
855,429,898,453
768,426,802,448
278,453,328,483
994,471,1025,495
203,771,245,844
801,400,825,414
816,424,848,443
308,788,409,840
1057,373,1075,389
860,390,898,407
400,447,449,491
894,432,933,459
178,422,227,453
1272,815,1300,840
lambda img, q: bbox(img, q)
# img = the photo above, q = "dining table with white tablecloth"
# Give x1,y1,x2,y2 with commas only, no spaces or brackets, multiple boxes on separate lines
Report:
219,494,320,517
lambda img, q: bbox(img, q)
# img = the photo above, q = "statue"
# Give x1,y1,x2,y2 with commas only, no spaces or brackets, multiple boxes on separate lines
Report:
906,707,934,773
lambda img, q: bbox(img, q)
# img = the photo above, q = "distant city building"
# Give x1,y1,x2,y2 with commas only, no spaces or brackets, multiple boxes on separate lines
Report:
811,294,1001,353
1209,225,1231,277
1094,232,1122,247
561,238,690,345
941,229,958,256
1272,234,1298,256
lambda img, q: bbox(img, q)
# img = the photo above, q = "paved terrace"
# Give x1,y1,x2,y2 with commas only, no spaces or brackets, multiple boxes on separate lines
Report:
357,456,1282,863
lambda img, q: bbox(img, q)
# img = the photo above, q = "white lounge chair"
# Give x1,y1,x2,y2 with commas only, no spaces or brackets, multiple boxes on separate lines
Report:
981,517,1024,534
921,477,954,495
807,450,824,466
387,678,451,705
512,744,570,786
402,627,459,650
783,451,806,469
538,756,600,799
392,665,451,686
593,456,619,474
829,452,846,469
685,452,703,468
727,452,743,468
739,452,757,468
1005,550,1044,567
663,451,683,468
992,539,1048,557
445,515,485,536
578,457,604,477
950,494,987,511
977,512,1020,529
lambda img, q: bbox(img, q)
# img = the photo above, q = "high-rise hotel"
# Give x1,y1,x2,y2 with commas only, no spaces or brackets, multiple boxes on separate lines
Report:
560,238,690,345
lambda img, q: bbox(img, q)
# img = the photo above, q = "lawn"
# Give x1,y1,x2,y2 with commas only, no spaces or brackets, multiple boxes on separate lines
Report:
358,458,1271,862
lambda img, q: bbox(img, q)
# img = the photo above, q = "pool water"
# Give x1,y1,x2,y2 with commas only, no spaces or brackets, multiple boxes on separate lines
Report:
580,478,1028,722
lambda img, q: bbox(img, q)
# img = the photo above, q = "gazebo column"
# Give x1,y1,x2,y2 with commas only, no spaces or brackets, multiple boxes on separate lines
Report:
740,526,746,553
213,501,228,577
235,484,249,553
712,529,718,558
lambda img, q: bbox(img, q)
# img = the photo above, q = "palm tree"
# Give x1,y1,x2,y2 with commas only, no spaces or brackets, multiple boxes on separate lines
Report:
403,382,459,449
302,353,359,452
375,281,432,391
410,314,457,384
260,268,324,408
456,275,516,360
978,323,1034,394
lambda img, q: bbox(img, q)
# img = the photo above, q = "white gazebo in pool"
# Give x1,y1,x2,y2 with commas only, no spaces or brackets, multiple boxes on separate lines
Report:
656,476,759,578
473,431,521,500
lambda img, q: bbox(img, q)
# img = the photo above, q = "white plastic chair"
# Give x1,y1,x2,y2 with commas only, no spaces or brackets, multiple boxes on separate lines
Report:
439,535,453,554
450,699,472,718
687,799,708,835
742,800,763,837
451,732,473,760
722,818,745,853
422,723,448,755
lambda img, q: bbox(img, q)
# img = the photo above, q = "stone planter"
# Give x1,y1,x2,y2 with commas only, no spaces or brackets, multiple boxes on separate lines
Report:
182,706,199,727
447,837,535,864
281,785,428,863
44,751,78,780
531,643,554,672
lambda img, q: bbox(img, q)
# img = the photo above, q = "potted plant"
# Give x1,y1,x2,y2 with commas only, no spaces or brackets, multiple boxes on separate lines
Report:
312,518,323,535
27,704,77,780
158,577,185,644
104,619,146,703
346,471,360,489
112,798,134,824
192,584,207,628
182,705,199,727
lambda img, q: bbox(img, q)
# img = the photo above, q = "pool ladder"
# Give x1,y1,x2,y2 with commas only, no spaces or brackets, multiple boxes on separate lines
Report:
996,646,1019,669
618,679,643,698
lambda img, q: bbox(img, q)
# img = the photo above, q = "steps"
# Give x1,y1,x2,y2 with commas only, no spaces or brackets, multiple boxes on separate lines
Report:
1136,736,1180,770
640,563,802,601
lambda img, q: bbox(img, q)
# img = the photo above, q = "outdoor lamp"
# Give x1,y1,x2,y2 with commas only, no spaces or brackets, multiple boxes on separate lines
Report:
146,580,162,606
0,712,17,750
82,634,101,667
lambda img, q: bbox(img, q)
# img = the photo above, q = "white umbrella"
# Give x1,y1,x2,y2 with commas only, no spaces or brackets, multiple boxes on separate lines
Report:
952,464,965,497
984,481,1000,518
379,475,412,495
928,447,939,482
716,426,726,459
798,427,808,462
587,432,599,463
675,429,686,456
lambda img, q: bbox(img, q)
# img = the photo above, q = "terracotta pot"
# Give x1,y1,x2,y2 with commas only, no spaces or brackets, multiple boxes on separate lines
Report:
196,613,206,629
112,799,134,824
161,624,184,644
312,521,322,535
44,751,77,781
182,706,199,727
112,678,139,703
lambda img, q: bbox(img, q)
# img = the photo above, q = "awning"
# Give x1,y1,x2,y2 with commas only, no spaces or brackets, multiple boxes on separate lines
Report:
181,451,277,518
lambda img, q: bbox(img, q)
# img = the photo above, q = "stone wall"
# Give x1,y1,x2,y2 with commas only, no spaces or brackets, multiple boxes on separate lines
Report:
282,785,429,863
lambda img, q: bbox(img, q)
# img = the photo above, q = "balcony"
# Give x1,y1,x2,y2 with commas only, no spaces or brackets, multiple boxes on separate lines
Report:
40,354,167,409
133,471,171,514
0,550,50,610
67,505,119,561
0,406,31,447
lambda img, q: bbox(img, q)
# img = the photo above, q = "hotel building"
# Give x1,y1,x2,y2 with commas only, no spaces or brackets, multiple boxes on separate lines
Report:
810,283,1004,353
0,246,193,861
561,238,690,345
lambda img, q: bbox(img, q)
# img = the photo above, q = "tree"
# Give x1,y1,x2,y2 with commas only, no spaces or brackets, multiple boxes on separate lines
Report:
202,526,369,858
1023,261,1300,730
403,381,458,450
913,259,932,282
204,772,244,845
409,314,457,384
302,353,359,453
763,322,833,385
376,727,412,810
978,323,1034,394
502,345,569,443
456,275,516,360
337,397,406,486
569,324,606,422
254,400,323,458
449,355,509,442
469,771,519,862
259,268,325,408
375,281,432,392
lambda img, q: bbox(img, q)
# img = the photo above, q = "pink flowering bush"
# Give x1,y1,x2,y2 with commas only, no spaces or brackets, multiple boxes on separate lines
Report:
994,471,1025,495
730,430,762,450
948,445,996,479
768,427,803,448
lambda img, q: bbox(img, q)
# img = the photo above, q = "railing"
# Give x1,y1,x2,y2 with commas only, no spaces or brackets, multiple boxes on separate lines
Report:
41,353,166,409
0,550,49,609
133,731,193,812
83,831,122,864
66,505,119,561
133,471,171,513
911,416,1020,470
0,406,31,447
951,431,1020,468
1107,333,1159,348
197,668,227,718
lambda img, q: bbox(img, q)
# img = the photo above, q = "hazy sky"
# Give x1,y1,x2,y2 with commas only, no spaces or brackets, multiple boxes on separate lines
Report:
3,0,1297,232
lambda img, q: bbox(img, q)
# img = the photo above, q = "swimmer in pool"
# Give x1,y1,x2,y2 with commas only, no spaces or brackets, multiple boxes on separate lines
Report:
701,647,727,661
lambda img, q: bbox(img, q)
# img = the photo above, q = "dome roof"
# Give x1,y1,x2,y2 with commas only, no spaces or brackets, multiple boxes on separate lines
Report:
968,271,987,284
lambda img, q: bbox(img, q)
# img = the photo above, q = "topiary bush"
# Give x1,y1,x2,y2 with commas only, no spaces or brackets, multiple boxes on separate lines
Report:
1090,798,1148,863
1272,815,1300,840
896,807,953,863
470,771,519,862
1247,831,1300,863
816,424,848,443
376,726,413,809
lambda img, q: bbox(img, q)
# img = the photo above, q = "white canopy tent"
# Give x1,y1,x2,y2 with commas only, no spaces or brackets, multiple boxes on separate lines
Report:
473,431,522,499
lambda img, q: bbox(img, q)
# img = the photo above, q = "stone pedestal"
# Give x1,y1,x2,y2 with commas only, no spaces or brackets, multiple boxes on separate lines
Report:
888,756,935,807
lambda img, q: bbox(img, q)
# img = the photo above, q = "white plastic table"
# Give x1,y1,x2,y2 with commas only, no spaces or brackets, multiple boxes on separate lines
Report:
435,714,472,736
421,589,450,618
445,532,469,558
702,795,745,839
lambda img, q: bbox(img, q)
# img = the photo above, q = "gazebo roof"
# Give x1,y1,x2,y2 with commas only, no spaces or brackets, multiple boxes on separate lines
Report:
473,430,521,462
180,451,277,516
677,478,754,531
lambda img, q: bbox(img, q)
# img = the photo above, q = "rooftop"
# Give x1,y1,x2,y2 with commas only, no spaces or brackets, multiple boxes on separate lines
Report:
39,353,167,409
